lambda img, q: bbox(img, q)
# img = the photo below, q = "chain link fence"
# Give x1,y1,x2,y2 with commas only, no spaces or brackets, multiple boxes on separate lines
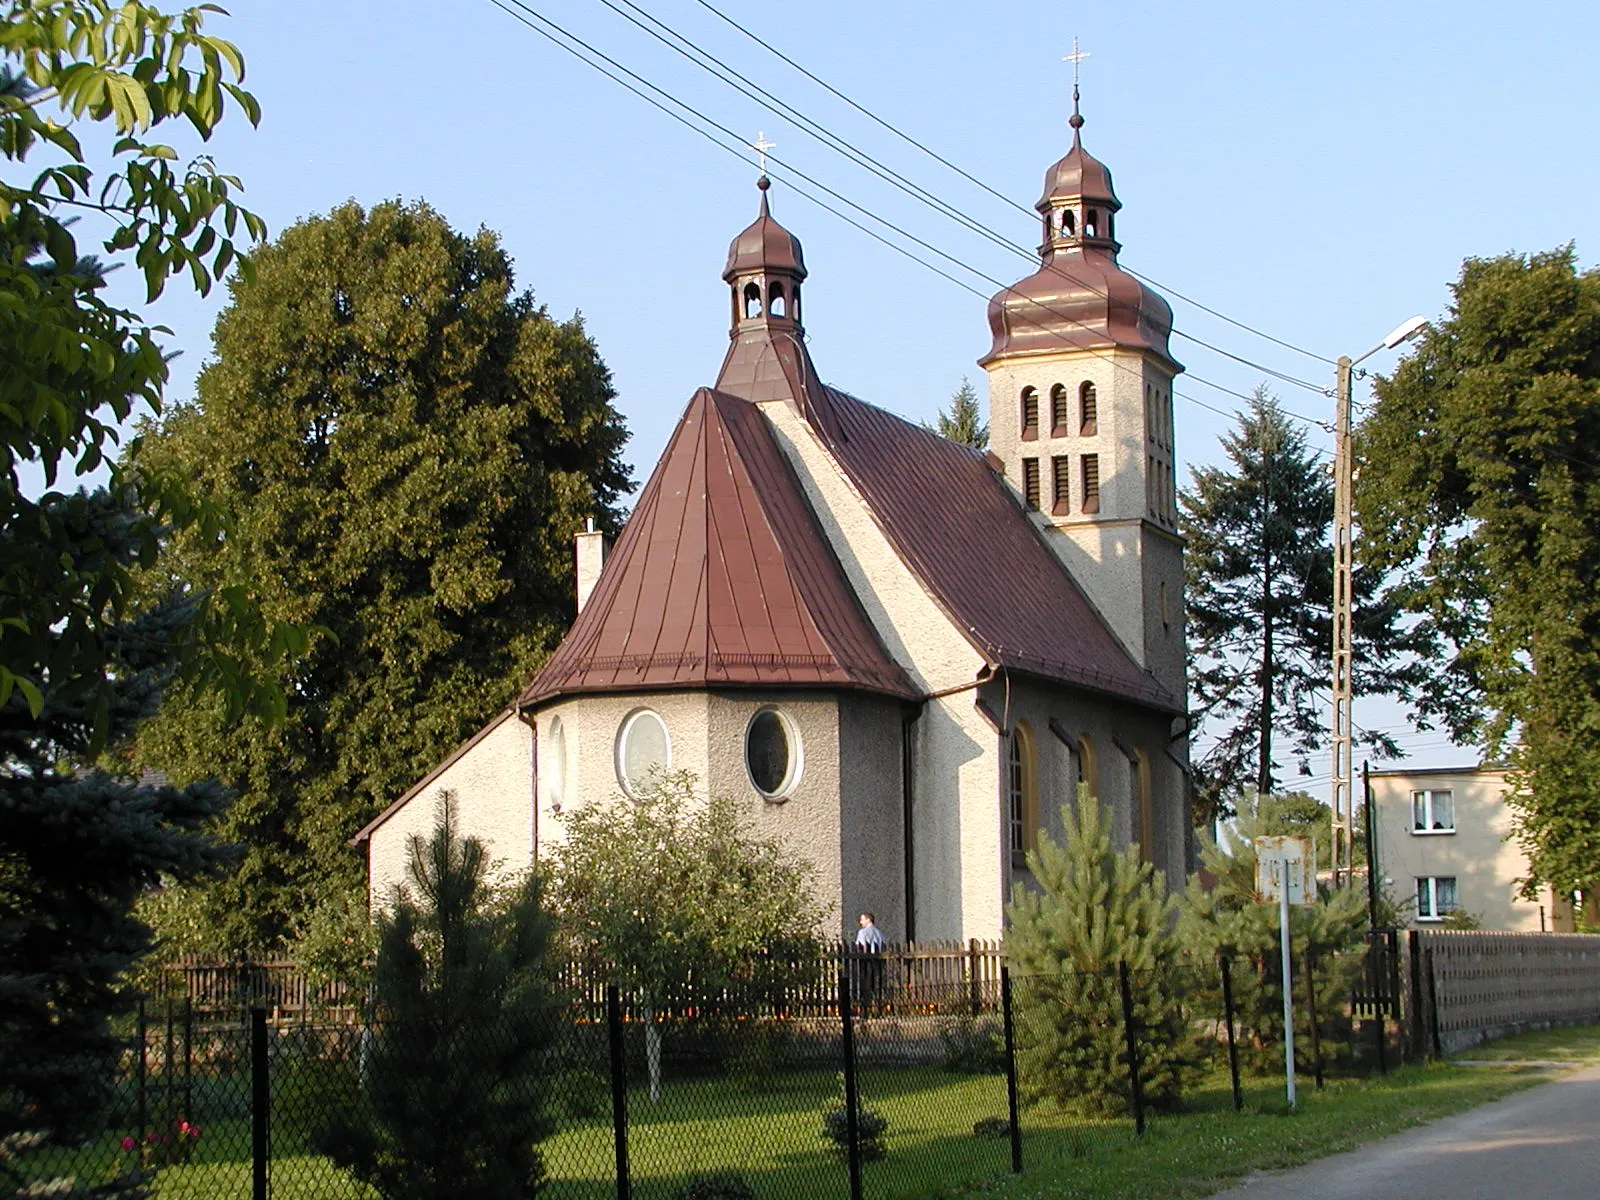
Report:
12,943,1425,1200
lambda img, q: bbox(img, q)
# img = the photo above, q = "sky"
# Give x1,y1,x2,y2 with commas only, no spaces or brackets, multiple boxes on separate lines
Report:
66,0,1600,783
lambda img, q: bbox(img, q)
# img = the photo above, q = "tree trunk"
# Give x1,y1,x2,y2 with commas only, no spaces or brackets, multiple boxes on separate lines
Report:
644,1008,662,1103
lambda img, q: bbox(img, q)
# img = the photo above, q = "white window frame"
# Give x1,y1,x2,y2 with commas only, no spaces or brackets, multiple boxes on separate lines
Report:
615,708,671,799
1416,875,1458,922
1410,788,1455,835
744,706,802,800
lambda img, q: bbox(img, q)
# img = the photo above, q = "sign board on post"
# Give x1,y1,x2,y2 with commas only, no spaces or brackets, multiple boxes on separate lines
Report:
1254,834,1314,1110
1254,835,1315,906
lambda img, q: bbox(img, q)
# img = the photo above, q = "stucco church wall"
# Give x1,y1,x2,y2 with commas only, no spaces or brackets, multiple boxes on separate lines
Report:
366,713,533,911
837,693,907,942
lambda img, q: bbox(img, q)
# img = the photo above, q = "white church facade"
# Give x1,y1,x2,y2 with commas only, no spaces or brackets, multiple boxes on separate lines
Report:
355,113,1193,943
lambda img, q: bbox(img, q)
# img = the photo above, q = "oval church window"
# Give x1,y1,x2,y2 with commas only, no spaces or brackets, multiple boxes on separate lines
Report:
616,709,670,798
543,716,568,811
746,708,801,799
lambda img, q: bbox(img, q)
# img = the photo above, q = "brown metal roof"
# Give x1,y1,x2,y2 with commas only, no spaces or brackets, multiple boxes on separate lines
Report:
519,387,916,707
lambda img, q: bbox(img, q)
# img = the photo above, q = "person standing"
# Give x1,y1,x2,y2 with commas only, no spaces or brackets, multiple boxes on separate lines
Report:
854,912,886,1010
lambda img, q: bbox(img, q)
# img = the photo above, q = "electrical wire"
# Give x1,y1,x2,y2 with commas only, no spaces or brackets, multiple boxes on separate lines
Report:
690,0,1338,369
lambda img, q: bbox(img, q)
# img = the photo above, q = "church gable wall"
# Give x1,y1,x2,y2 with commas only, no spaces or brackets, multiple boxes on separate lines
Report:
365,713,533,912
836,693,907,943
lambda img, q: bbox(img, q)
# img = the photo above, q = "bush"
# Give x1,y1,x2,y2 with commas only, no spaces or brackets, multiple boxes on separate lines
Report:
939,1015,1005,1074
972,1116,1012,1139
727,1021,792,1092
679,1172,755,1200
820,1103,888,1162
556,1069,610,1119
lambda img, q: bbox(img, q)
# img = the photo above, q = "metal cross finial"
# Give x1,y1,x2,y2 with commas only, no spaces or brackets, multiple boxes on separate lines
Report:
750,131,776,175
1063,37,1090,127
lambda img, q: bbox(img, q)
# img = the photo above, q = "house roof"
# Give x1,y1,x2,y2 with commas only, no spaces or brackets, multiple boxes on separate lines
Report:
518,386,917,707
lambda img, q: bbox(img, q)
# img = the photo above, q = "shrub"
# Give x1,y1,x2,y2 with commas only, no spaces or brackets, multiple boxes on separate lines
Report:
556,1069,610,1119
728,1021,792,1092
939,1015,1005,1074
679,1172,756,1200
820,1103,888,1162
972,1116,1012,1139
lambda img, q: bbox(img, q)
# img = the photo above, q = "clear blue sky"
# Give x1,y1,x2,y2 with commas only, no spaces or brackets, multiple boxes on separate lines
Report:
89,0,1600,778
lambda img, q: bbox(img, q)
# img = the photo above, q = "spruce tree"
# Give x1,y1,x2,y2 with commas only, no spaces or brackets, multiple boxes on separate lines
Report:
1005,793,1199,1115
321,794,555,1200
933,377,989,449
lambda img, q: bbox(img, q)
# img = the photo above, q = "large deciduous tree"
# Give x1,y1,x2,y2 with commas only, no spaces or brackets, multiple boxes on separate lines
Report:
1182,387,1428,824
1358,246,1600,909
134,199,632,955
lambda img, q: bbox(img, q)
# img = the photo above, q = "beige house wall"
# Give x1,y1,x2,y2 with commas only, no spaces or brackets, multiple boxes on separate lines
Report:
364,712,533,910
1370,766,1571,932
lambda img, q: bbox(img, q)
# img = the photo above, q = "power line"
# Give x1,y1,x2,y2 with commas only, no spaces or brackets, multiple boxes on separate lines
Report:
487,0,1321,437
689,0,1338,369
594,0,1330,396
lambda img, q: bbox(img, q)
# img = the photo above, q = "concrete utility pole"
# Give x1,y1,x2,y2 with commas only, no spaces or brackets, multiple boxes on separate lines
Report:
1329,317,1429,889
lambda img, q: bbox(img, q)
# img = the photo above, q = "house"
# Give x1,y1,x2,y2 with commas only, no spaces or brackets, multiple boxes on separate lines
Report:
1368,764,1576,932
354,104,1193,942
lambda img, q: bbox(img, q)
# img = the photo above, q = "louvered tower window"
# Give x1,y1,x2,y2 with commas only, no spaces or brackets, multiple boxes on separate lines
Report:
1081,454,1100,514
1051,455,1070,515
1079,381,1098,435
1022,458,1041,511
1020,387,1039,440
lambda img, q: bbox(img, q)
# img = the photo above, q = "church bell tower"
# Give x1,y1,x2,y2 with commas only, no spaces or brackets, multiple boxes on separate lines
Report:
978,81,1186,701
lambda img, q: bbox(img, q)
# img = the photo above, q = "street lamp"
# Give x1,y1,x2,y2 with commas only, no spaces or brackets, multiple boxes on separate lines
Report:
1329,315,1429,891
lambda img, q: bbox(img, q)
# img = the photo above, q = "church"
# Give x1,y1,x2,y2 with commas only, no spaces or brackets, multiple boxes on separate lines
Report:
354,108,1193,943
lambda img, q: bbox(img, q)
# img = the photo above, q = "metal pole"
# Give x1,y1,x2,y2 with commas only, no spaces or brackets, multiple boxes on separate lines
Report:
250,1007,268,1200
1280,885,1297,1109
1000,967,1022,1173
1220,956,1242,1112
839,971,863,1200
1117,963,1145,1135
1330,354,1355,889
605,984,631,1200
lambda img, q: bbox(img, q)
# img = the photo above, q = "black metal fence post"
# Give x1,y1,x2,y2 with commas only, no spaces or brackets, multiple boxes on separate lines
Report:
1370,933,1389,1076
163,1001,176,1129
183,996,194,1125
136,997,148,1148
1000,966,1022,1173
250,1006,268,1200
605,984,631,1200
1219,956,1242,1112
1426,948,1443,1060
838,971,864,1200
1303,950,1324,1090
1406,930,1424,1061
1117,962,1145,1136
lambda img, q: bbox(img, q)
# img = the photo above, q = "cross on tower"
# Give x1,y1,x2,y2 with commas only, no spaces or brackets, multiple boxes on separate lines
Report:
1063,37,1089,127
749,131,776,176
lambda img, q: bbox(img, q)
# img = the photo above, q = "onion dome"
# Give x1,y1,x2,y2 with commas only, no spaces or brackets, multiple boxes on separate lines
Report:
723,176,806,286
979,113,1177,369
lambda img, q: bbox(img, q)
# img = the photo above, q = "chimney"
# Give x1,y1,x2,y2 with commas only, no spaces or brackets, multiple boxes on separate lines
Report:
575,517,609,613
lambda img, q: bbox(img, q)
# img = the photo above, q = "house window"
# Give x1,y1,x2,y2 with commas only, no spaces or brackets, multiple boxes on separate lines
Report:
1416,876,1459,921
1008,722,1037,865
1079,381,1098,435
1411,789,1455,833
1081,454,1101,514
1049,384,1069,435
542,716,568,813
1022,458,1041,511
1051,455,1071,515
616,708,671,798
746,707,801,800
1020,387,1039,440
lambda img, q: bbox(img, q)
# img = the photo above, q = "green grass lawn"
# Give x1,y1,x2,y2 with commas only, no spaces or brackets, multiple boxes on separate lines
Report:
22,1024,1600,1200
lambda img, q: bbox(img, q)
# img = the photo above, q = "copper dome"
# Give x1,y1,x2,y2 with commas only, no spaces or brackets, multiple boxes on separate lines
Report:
980,247,1175,365
1038,133,1118,211
723,180,806,282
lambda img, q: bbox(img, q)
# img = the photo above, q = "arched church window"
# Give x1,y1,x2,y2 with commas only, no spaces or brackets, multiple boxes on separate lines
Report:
1077,734,1099,802
1062,209,1076,237
616,708,671,798
1134,748,1154,861
768,282,786,318
743,282,763,319
1008,722,1038,864
542,716,569,813
746,707,801,799
1085,209,1100,239
1079,381,1098,436
1050,384,1069,435
1020,387,1039,440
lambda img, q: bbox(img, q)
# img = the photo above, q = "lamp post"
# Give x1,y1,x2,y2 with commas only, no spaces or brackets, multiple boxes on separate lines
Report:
1330,315,1428,890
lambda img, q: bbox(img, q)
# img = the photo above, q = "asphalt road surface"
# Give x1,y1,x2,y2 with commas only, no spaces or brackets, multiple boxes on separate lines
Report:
1208,1063,1600,1200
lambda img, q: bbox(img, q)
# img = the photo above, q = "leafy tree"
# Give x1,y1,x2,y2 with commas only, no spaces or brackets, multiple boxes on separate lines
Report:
1182,386,1428,824
1357,247,1600,909
132,198,632,955
1181,813,1367,1074
933,377,988,449
321,794,556,1200
547,771,822,1102
1005,792,1201,1115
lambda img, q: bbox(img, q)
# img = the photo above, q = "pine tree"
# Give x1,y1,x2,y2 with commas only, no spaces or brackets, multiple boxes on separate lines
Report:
132,199,632,954
1005,793,1200,1115
934,377,988,449
320,794,555,1200
1182,386,1428,824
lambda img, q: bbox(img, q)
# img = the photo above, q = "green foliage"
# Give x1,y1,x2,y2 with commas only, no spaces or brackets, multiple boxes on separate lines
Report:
1005,792,1201,1115
938,1015,1005,1075
318,794,556,1200
132,198,632,954
678,1173,755,1200
820,1081,888,1162
727,1021,793,1093
933,377,988,449
1182,387,1428,824
1357,246,1600,900
1180,812,1368,1073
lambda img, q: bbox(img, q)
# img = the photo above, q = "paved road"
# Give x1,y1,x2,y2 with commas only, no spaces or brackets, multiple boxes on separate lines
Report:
1208,1063,1600,1200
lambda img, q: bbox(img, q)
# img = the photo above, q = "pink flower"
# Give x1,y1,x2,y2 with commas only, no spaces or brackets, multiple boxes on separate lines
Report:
120,1137,137,1151
145,1132,162,1144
